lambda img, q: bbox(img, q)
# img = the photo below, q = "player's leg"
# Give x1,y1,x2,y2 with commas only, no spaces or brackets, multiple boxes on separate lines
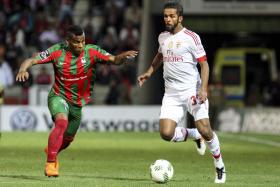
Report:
159,96,204,151
48,113,68,162
45,94,70,177
58,105,82,153
190,99,226,183
159,111,206,155
159,118,177,141
185,112,206,155
159,95,186,142
195,118,226,183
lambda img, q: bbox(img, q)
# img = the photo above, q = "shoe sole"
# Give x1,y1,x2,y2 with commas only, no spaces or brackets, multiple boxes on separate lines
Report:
44,171,59,177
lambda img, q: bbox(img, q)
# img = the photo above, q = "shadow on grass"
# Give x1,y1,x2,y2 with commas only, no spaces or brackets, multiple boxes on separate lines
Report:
67,174,187,182
67,174,150,182
0,174,49,181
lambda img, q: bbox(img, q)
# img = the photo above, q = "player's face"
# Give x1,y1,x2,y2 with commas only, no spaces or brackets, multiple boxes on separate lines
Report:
67,34,85,55
163,8,182,33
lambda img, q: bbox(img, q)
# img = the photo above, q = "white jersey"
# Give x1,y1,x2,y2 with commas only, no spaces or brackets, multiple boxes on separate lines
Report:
158,28,207,93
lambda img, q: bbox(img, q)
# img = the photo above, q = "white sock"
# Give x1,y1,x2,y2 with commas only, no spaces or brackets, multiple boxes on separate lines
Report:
171,127,187,142
206,132,224,168
186,128,201,140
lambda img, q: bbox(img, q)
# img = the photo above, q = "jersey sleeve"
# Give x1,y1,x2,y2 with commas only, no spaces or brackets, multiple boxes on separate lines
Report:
158,36,162,53
158,33,165,54
189,34,207,62
88,45,111,64
34,44,61,64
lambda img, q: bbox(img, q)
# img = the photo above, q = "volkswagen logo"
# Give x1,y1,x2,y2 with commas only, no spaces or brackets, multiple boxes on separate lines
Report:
10,109,37,130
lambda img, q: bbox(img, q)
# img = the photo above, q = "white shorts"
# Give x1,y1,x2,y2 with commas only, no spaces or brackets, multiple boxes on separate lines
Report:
159,90,209,123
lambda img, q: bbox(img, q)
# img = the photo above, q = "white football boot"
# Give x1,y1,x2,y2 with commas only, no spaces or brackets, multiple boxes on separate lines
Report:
215,167,226,183
214,159,226,183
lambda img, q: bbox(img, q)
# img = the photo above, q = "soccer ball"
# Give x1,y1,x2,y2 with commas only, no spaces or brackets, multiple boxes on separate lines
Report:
150,159,174,183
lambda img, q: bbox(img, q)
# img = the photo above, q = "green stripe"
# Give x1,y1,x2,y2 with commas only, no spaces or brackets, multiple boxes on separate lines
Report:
70,56,77,75
83,79,88,93
81,98,86,106
49,43,63,53
84,50,90,73
81,79,89,106
72,84,78,103
59,50,67,97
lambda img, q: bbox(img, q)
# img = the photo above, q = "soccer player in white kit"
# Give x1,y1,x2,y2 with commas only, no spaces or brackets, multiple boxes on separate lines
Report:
137,1,226,183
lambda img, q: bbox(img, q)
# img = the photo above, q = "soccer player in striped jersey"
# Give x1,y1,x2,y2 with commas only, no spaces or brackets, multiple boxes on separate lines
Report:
137,2,226,183
16,25,138,177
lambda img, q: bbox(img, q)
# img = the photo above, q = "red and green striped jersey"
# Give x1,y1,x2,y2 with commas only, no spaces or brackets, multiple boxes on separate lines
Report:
35,43,110,107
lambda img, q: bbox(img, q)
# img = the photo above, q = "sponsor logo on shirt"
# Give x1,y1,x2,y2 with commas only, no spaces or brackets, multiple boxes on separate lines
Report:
39,50,50,60
164,50,183,62
60,75,88,81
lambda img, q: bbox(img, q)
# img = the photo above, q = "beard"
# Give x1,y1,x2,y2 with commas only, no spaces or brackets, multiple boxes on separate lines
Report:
165,21,179,33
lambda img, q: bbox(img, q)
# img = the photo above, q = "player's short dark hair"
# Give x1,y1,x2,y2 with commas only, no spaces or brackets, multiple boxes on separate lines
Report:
164,1,183,16
66,25,84,39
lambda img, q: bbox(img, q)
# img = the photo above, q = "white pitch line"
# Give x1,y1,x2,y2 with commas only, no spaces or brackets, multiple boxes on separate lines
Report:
219,133,280,148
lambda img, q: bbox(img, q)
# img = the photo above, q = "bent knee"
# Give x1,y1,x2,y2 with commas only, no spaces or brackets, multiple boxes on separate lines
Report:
160,130,174,141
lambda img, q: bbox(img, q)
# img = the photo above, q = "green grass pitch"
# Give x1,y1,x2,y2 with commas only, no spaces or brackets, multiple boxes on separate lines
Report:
0,132,280,187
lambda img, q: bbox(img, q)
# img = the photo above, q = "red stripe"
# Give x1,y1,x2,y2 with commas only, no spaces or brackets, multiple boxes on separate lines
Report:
91,49,110,63
63,51,72,101
77,78,83,106
96,51,110,62
197,55,207,62
184,30,199,46
84,66,93,104
76,52,86,106
86,50,95,104
54,70,60,95
213,153,221,159
53,51,62,94
89,49,96,65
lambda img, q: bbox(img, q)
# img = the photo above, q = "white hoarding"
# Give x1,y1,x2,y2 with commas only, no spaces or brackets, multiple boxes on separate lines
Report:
217,107,280,134
242,108,280,135
0,106,160,132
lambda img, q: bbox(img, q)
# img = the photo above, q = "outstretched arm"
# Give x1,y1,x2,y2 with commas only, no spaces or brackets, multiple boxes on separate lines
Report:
137,52,163,87
198,60,209,103
108,50,138,65
16,58,39,82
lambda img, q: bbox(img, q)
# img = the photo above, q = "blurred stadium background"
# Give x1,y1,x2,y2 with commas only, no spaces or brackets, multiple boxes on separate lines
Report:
1,0,280,133
0,0,280,186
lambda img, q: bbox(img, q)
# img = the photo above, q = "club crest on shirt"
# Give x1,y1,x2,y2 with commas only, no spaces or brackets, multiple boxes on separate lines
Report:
168,41,173,49
81,57,86,65
176,41,181,48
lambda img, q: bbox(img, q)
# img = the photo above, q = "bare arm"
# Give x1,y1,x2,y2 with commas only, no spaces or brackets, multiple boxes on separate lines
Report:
16,58,40,82
198,60,209,102
137,52,163,87
108,50,138,65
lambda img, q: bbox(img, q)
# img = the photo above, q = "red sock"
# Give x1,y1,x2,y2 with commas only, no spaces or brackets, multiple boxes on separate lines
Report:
58,135,75,153
47,119,68,162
